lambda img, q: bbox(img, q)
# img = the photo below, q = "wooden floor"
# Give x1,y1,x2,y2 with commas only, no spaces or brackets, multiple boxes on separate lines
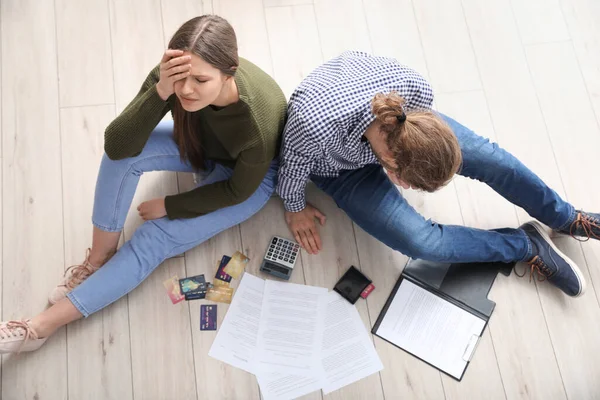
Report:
2,0,600,399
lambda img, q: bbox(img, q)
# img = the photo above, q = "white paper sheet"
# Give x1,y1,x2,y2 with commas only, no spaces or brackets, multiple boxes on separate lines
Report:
321,291,384,394
375,279,485,379
255,280,328,375
256,372,323,400
208,273,265,374
210,274,384,398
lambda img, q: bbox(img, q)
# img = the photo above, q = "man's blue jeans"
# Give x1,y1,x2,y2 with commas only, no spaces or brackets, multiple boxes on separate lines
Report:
311,114,575,264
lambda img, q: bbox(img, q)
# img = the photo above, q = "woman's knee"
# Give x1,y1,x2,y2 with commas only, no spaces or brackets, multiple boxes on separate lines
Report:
128,221,185,267
100,152,145,178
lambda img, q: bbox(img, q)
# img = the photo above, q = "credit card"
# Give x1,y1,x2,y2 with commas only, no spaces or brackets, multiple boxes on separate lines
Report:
184,282,212,301
223,251,249,279
200,304,217,331
179,274,206,295
215,256,232,282
163,275,185,304
205,286,234,304
360,283,375,299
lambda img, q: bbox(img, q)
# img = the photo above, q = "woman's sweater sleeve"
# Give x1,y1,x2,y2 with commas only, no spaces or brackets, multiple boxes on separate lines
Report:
163,139,272,219
104,65,171,160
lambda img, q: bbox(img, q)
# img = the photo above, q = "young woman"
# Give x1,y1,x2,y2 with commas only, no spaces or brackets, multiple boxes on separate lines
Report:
277,50,600,298
0,15,287,353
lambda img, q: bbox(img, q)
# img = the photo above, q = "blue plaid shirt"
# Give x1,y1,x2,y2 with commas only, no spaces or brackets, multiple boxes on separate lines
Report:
276,51,434,212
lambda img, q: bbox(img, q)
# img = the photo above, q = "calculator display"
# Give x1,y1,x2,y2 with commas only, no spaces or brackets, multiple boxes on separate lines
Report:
264,262,289,275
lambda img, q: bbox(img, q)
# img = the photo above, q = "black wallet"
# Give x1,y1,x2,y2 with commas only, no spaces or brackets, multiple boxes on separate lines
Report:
334,266,372,304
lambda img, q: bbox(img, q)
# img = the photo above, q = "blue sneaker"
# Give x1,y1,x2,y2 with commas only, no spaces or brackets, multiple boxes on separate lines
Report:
558,210,600,241
519,221,586,297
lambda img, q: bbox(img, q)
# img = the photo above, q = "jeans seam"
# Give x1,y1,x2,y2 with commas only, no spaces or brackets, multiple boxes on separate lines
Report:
67,291,91,318
520,229,533,261
556,205,576,232
92,220,122,233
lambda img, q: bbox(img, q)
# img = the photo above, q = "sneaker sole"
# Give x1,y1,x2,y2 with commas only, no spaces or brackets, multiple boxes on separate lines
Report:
530,221,587,297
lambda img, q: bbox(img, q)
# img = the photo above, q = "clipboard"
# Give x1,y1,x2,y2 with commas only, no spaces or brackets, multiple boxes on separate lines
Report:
371,258,513,381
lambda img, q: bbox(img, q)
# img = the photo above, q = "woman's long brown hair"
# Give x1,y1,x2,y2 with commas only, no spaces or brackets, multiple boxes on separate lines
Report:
168,15,239,170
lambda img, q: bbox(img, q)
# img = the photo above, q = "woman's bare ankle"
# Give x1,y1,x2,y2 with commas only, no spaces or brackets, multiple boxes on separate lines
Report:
28,316,57,339
88,249,116,268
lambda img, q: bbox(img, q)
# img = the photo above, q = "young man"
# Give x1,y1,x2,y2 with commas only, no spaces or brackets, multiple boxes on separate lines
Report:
277,51,599,298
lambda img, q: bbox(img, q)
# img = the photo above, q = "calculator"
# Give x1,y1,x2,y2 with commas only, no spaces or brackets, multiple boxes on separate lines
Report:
259,236,300,280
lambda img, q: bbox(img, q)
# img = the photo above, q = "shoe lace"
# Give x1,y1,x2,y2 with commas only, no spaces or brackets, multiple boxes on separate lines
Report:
0,320,39,354
62,249,98,290
570,212,600,242
515,256,553,282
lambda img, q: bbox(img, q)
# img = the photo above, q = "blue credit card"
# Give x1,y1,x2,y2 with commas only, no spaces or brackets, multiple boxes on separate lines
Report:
200,305,217,331
179,274,206,295
184,282,210,300
215,256,232,283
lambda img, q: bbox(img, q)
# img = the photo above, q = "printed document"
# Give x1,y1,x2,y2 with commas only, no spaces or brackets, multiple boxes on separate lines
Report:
375,279,485,379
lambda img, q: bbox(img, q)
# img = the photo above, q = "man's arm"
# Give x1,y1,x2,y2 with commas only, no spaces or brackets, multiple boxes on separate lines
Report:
276,105,327,254
276,105,318,212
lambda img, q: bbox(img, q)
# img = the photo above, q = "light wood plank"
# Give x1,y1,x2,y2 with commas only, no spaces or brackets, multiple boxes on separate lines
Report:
299,185,384,400
526,38,600,229
108,2,195,397
212,0,274,75
435,89,566,399
524,41,600,214
264,0,314,7
109,0,165,113
525,41,600,398
160,0,212,46
412,0,481,93
60,105,134,400
1,1,67,399
265,4,323,99
560,0,600,124
526,42,600,211
540,237,600,398
461,0,568,229
127,257,197,399
55,0,114,107
510,0,570,45
353,228,447,399
240,197,323,400
183,225,260,399
0,12,3,394
313,0,372,60
363,0,429,78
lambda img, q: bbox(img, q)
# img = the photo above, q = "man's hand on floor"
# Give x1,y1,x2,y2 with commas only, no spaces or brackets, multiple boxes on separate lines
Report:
285,204,327,255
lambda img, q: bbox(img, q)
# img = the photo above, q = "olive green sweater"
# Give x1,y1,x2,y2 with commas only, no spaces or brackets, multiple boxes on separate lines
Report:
104,58,287,219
